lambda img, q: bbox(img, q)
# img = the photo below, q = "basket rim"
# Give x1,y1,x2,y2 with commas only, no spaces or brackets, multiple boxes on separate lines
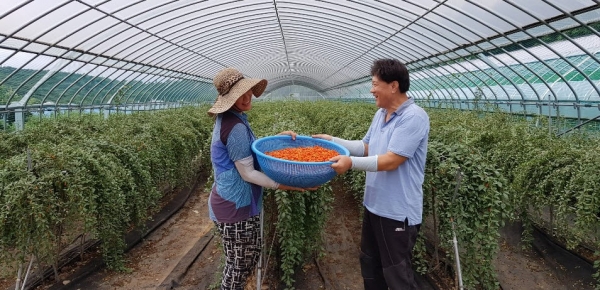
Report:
251,135,350,165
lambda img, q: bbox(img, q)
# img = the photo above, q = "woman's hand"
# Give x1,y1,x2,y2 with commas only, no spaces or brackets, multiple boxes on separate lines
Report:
312,134,333,141
277,184,318,191
278,131,298,140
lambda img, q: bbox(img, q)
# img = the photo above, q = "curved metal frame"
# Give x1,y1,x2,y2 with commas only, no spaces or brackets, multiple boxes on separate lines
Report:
0,0,598,129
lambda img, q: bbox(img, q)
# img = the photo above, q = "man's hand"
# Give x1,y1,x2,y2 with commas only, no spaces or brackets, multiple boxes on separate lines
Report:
330,155,352,174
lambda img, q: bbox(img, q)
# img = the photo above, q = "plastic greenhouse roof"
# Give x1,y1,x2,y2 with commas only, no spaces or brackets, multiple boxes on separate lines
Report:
0,0,599,115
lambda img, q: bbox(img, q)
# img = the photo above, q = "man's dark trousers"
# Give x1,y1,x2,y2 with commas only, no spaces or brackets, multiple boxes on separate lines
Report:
360,207,420,290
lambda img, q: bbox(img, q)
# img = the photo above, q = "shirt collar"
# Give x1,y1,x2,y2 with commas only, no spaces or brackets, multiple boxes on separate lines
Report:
382,97,414,116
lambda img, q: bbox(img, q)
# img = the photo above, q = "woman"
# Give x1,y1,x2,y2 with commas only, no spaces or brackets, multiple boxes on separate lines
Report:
207,67,307,289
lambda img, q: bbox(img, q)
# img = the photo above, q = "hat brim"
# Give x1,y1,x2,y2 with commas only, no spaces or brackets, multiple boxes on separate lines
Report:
208,78,267,115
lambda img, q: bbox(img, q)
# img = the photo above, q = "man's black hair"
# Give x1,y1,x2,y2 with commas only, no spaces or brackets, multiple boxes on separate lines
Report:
370,59,410,93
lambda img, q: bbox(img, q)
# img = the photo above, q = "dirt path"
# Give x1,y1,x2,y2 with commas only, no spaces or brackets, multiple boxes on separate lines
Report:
494,223,595,290
61,181,214,290
293,184,434,290
312,187,363,289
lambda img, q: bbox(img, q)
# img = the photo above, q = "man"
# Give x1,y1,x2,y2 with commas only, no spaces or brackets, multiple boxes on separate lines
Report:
314,58,429,289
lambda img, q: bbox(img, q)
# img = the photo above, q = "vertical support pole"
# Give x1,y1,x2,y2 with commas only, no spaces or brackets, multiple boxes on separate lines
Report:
550,205,554,237
452,219,464,290
16,265,22,290
451,169,464,290
257,208,264,290
548,95,551,135
15,108,25,131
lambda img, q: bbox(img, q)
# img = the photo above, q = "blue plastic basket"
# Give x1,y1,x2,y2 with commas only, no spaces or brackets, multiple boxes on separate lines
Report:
251,135,350,188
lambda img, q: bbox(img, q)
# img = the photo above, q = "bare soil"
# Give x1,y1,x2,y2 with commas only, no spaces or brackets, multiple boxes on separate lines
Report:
1,175,596,290
494,223,595,290
64,185,214,290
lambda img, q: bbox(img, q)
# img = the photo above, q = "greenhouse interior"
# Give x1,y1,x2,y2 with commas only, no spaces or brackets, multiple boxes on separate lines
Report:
1,1,599,289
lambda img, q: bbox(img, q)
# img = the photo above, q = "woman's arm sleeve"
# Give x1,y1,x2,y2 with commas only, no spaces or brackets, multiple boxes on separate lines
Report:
234,156,279,189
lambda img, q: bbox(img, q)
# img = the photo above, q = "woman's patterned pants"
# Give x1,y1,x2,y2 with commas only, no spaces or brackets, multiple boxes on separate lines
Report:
215,215,262,290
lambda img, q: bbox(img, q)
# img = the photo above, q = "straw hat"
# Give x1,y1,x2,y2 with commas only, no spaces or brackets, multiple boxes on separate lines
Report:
208,68,267,115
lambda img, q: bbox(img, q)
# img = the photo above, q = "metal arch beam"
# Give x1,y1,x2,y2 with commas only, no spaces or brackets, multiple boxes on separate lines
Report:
101,5,278,106
7,1,276,111
402,2,581,104
503,0,600,101
271,3,411,82
2,3,214,111
1,0,84,110
129,2,277,77
267,75,320,88
137,8,278,78
401,0,529,102
77,0,228,68
310,0,504,101
465,1,588,102
273,3,406,81
272,0,294,86
355,0,511,102
312,0,448,88
412,70,451,102
83,10,274,79
81,26,280,107
430,2,599,111
325,0,569,104
2,2,153,110
314,8,494,103
70,0,228,105
62,12,239,107
267,79,324,93
418,2,555,103
342,0,592,105
543,1,600,39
